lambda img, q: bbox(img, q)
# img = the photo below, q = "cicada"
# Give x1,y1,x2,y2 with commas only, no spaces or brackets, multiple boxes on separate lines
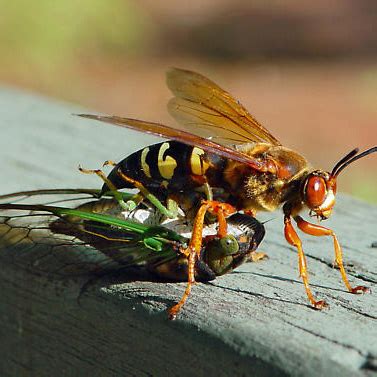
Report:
0,189,265,305
76,68,376,318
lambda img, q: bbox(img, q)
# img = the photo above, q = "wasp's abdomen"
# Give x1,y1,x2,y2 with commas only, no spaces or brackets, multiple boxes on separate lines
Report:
101,141,220,194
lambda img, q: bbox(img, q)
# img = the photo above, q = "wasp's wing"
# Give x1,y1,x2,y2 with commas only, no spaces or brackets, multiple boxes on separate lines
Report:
166,68,281,146
77,115,269,171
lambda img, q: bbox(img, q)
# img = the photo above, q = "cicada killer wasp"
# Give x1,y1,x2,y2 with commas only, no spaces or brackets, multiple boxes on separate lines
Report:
78,68,376,319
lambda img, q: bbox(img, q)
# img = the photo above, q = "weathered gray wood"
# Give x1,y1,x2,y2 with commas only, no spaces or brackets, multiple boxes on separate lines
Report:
0,87,377,377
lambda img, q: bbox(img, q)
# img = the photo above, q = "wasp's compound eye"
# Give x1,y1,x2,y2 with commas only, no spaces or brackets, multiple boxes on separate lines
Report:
305,175,327,208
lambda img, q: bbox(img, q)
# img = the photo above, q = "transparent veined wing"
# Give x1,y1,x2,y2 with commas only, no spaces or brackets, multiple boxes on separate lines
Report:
166,68,281,146
0,189,182,277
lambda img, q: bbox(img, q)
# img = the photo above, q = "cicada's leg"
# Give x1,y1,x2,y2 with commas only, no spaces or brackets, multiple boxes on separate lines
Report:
168,200,235,319
284,215,327,309
166,197,179,217
241,209,268,262
102,160,117,167
116,170,177,219
248,251,269,263
294,215,369,294
203,182,213,201
194,181,213,201
103,161,147,211
78,165,130,210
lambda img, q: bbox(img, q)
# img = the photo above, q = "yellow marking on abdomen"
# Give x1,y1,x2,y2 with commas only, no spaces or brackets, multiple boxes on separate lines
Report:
190,147,208,176
158,142,177,180
141,147,151,178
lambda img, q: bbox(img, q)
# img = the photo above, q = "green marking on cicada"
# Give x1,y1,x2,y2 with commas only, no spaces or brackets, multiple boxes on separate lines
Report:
0,203,184,253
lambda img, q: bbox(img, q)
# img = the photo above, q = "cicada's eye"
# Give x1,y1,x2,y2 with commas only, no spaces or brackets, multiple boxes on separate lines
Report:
219,235,239,255
305,175,327,209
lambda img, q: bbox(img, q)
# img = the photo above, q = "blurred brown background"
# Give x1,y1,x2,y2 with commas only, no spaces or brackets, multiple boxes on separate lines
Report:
1,0,376,202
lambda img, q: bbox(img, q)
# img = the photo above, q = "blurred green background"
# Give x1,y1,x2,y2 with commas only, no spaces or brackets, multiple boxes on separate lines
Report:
1,0,376,202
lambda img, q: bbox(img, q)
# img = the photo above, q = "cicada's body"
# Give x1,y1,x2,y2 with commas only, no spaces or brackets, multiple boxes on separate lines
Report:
0,190,265,283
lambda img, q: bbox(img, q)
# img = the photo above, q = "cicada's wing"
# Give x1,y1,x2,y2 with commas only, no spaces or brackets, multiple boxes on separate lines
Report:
166,68,281,146
1,211,109,276
0,191,178,277
0,208,116,277
0,188,102,202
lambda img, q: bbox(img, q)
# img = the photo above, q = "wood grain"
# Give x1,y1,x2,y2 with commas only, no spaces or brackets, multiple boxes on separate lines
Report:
0,88,376,377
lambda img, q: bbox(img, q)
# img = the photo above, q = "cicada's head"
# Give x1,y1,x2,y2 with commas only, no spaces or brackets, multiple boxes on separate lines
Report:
302,147,377,220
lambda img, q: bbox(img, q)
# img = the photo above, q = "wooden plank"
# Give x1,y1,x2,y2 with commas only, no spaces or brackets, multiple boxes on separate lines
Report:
0,87,376,377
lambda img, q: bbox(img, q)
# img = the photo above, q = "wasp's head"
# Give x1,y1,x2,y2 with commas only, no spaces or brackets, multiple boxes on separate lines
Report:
302,170,336,219
302,146,377,220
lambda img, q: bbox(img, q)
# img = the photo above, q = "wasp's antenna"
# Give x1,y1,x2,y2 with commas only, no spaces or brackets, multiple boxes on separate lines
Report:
331,148,359,177
331,146,377,178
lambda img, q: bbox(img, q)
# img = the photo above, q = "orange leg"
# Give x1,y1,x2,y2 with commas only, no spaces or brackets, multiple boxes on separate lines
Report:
244,209,257,218
168,249,196,320
284,215,327,309
187,201,213,256
167,200,235,319
116,169,146,195
294,215,369,294
184,200,236,256
208,201,235,238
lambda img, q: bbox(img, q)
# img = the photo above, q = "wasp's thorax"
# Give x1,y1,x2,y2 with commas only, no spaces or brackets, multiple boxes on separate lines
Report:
301,170,337,219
